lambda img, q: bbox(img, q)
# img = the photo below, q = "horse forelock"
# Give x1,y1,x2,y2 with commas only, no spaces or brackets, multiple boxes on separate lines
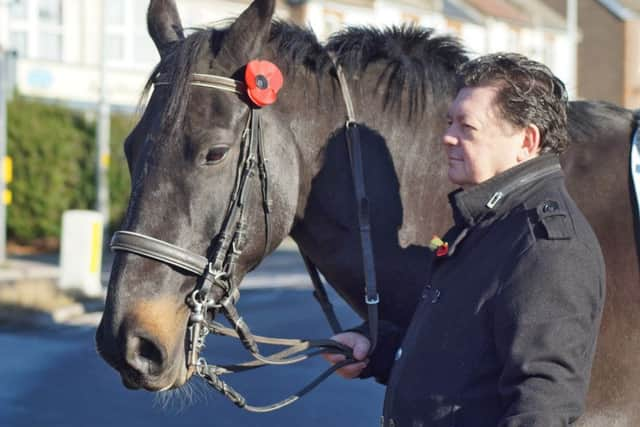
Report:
139,21,468,133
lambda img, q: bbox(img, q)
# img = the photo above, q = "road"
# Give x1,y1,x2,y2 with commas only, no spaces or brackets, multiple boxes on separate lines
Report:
0,248,385,427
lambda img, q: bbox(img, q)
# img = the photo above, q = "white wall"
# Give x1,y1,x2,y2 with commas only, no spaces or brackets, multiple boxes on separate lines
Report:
4,0,575,108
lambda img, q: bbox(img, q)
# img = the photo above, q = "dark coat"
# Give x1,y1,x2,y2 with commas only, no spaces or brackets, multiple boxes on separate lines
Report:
364,155,605,427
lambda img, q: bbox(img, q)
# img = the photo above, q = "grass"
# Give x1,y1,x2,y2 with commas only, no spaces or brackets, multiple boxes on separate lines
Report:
0,280,79,326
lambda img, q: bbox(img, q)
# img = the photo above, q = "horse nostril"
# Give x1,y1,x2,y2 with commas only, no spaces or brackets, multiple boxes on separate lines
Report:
125,333,167,377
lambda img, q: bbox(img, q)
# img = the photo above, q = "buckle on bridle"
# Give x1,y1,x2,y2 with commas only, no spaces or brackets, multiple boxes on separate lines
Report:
196,357,208,377
365,293,379,305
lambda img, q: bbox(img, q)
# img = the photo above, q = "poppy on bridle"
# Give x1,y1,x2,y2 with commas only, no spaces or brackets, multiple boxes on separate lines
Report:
429,235,449,257
245,60,283,107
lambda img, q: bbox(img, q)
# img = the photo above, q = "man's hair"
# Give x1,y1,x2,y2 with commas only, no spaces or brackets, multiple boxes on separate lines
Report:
457,53,569,154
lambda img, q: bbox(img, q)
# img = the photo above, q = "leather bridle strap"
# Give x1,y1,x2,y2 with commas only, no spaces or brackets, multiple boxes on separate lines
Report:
111,231,208,276
300,252,343,334
330,54,380,353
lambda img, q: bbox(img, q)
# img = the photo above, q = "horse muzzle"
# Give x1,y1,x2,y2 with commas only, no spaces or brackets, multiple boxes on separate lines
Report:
95,303,193,392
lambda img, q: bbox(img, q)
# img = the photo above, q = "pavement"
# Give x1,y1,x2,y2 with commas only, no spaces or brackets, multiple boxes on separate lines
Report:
0,237,312,328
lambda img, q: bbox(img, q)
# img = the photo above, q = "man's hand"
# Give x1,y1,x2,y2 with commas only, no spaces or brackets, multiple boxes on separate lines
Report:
323,332,371,379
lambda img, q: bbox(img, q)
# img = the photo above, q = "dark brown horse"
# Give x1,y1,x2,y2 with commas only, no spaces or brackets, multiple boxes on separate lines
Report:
96,0,640,424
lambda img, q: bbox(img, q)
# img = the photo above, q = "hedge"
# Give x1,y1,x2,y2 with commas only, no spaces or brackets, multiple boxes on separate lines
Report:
6,96,133,245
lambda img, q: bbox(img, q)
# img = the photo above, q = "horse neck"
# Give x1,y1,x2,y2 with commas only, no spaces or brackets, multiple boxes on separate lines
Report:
284,62,457,257
277,67,352,218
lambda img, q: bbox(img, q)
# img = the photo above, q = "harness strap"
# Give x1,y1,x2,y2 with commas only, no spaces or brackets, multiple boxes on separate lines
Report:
155,73,245,95
300,252,343,334
331,54,357,123
331,55,380,353
199,357,355,413
111,231,208,275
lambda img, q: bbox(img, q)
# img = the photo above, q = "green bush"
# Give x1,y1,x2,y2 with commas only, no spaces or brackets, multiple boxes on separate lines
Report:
108,113,134,229
6,96,133,245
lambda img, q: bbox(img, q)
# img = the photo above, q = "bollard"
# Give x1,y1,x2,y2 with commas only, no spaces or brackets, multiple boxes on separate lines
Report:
59,210,104,297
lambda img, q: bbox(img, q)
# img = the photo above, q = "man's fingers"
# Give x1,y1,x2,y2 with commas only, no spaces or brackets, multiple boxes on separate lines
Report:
335,361,368,379
330,332,371,361
322,353,346,364
353,340,370,360
323,332,371,379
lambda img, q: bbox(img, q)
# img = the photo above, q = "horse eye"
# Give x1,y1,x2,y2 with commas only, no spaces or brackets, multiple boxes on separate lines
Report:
204,146,229,164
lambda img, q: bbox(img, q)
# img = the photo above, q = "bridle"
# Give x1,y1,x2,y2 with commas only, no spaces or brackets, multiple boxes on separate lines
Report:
110,60,379,412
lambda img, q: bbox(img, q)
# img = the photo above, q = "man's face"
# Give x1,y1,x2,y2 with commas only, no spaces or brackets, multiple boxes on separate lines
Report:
443,86,527,186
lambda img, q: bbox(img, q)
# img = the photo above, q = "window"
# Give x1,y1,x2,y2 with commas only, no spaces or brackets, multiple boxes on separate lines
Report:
107,0,126,26
106,0,158,67
36,0,63,61
38,0,62,25
8,0,64,61
10,0,28,20
9,31,27,57
133,0,158,64
106,34,125,62
133,34,158,64
38,31,62,60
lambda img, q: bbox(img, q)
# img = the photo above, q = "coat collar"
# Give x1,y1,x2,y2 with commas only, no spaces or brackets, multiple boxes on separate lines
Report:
449,154,563,227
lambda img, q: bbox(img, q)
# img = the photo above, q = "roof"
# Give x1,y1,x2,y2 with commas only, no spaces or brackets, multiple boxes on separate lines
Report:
464,0,531,25
443,0,485,25
508,0,567,30
598,0,640,20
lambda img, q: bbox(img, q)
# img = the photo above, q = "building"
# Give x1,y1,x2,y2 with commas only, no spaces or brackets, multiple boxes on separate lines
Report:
0,1,585,110
543,0,640,108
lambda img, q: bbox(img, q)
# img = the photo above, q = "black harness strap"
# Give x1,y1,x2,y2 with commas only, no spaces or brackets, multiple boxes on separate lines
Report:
332,56,379,353
300,252,343,334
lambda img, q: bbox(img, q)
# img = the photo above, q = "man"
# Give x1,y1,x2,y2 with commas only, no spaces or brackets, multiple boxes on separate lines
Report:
324,53,606,426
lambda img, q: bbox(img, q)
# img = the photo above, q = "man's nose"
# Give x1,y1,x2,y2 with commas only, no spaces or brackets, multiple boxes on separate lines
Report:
442,127,457,146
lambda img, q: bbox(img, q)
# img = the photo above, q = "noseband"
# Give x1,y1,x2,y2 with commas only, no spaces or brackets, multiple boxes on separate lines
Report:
110,70,366,411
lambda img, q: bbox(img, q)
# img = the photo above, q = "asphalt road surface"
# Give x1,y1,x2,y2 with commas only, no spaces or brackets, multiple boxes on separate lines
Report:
0,249,385,427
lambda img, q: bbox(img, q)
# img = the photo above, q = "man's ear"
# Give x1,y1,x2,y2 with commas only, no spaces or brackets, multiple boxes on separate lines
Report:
518,123,541,162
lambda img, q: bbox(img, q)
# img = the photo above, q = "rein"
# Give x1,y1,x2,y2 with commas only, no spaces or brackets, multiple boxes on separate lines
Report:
110,61,379,411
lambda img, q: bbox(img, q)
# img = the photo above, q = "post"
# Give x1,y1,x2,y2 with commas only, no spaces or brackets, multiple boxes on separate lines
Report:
0,49,8,264
566,0,578,99
96,0,110,234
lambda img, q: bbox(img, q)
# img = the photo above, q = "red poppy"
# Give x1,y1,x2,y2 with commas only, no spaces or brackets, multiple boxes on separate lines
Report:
436,242,449,257
245,60,283,107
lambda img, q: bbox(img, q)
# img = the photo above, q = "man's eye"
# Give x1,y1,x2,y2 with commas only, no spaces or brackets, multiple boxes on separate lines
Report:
204,146,229,164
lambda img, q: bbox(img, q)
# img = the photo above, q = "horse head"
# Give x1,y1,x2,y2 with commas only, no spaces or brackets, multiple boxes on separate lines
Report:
96,0,305,391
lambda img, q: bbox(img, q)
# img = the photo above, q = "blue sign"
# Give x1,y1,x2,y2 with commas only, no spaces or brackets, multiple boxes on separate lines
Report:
27,68,54,89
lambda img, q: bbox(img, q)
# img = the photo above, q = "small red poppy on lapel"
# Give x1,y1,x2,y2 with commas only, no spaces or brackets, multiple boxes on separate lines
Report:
429,235,449,257
245,60,283,107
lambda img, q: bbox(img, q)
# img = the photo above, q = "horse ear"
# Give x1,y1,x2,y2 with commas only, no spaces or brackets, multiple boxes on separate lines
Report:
147,0,185,58
224,0,275,61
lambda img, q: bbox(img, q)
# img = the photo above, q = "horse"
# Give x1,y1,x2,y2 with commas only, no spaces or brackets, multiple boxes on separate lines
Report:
95,0,640,424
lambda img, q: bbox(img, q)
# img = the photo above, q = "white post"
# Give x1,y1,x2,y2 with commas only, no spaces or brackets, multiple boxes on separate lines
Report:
567,0,578,99
59,210,104,297
96,0,110,235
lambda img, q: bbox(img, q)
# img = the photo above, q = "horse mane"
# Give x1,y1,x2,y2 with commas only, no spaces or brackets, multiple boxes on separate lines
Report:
143,21,467,135
326,26,467,115
567,101,635,144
